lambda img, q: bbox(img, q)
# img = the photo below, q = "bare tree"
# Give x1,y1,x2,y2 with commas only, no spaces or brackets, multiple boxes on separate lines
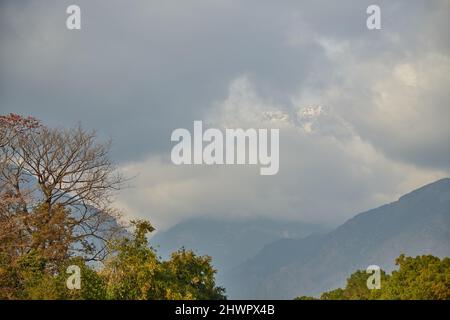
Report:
0,114,125,263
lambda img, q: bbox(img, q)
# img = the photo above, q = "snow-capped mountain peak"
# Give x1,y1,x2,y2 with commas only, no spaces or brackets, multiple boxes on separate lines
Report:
298,105,326,118
296,105,353,138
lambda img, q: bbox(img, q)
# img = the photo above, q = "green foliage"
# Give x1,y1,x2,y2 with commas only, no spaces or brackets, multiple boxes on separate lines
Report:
379,254,450,300
321,270,388,300
1,219,226,300
159,248,226,300
294,295,317,300
102,220,160,299
320,288,346,300
1,250,56,300
0,251,107,300
53,258,107,300
102,220,226,300
297,254,450,300
0,116,225,300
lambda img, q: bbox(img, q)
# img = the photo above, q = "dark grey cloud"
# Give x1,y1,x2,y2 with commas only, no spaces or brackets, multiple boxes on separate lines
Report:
1,0,449,228
0,0,325,161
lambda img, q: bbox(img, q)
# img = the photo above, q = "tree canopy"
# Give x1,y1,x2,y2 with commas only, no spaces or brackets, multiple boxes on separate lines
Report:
0,114,225,300
296,254,450,300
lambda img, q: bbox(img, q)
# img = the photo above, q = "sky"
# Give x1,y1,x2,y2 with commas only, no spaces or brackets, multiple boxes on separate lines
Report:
1,0,449,230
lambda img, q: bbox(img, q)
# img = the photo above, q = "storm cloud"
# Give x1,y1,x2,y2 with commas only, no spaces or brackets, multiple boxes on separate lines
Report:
1,0,449,229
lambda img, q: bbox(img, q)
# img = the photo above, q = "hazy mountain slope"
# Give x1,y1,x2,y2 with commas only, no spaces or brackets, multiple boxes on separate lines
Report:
227,178,450,299
150,218,328,284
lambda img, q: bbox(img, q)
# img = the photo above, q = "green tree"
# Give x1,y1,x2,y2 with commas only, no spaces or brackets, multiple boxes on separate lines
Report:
294,295,318,300
102,220,226,300
0,115,226,300
299,255,450,300
0,250,107,300
160,248,226,300
320,288,346,300
102,220,159,300
320,270,389,300
53,258,107,300
380,254,450,300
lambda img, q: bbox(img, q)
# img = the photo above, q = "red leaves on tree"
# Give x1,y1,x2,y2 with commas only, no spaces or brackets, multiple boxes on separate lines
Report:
0,113,41,133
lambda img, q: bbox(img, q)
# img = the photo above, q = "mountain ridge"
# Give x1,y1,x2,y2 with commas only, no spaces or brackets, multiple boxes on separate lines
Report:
150,217,329,287
225,178,450,299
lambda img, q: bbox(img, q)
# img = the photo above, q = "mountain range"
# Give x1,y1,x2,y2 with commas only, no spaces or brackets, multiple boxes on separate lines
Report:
226,178,450,298
150,218,328,285
151,178,450,299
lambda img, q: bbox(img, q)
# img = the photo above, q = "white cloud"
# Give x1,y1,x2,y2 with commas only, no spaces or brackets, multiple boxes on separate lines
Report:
2,0,448,231
116,76,447,230
300,38,450,169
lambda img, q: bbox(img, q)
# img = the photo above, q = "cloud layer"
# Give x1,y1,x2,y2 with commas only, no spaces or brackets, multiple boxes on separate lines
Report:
116,76,447,229
1,0,449,229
